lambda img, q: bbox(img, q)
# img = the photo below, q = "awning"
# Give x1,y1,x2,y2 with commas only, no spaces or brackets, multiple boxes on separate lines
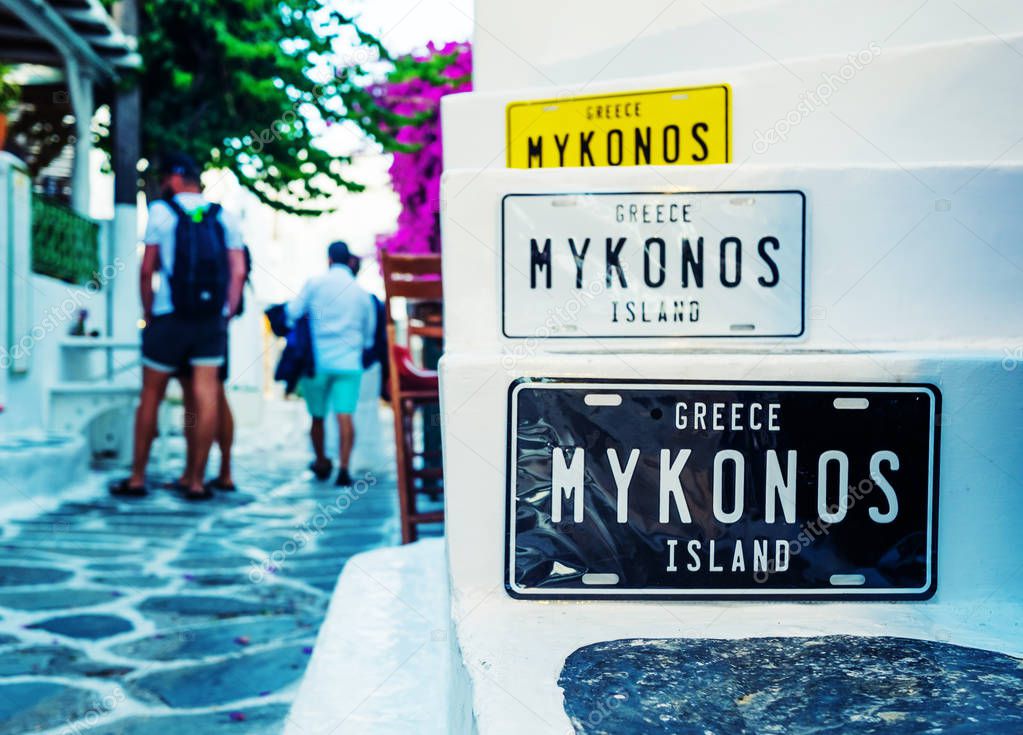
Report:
0,0,139,80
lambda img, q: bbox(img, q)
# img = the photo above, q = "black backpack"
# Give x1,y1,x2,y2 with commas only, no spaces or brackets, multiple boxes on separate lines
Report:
165,198,229,319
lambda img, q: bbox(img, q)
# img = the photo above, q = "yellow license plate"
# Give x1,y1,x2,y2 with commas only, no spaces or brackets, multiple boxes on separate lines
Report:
506,85,731,169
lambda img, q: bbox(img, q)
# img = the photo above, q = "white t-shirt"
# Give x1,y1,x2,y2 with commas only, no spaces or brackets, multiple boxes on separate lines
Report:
143,192,244,316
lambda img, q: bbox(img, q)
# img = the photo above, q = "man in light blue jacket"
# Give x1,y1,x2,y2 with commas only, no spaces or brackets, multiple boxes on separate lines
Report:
287,241,376,486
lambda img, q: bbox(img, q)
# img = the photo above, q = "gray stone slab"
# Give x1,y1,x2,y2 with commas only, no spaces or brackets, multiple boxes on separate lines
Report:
189,532,233,543
110,616,311,661
305,577,340,592
0,588,117,611
92,574,169,589
100,509,207,519
14,514,95,524
315,529,393,546
171,554,260,570
0,681,99,734
88,562,144,572
17,544,141,558
181,572,255,587
560,636,1023,734
137,594,299,620
0,551,60,563
28,614,134,640
229,531,295,545
277,562,346,580
0,564,73,586
179,540,231,553
130,645,312,707
12,531,151,545
86,705,289,734
102,525,195,538
0,645,132,677
287,550,354,564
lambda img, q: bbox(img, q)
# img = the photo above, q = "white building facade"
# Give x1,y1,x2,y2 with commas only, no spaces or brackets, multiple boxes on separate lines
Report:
443,0,1023,731
286,2,1023,732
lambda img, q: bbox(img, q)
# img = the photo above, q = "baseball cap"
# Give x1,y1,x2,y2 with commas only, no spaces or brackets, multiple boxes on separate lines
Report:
157,152,201,181
328,240,352,264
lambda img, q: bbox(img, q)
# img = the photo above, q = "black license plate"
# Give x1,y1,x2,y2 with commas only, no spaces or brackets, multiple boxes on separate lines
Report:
507,379,940,600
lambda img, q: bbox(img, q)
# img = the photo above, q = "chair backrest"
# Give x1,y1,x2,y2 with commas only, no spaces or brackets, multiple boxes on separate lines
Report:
380,252,443,321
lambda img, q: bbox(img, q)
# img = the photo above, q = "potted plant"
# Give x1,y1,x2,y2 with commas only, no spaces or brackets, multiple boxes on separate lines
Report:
0,66,21,151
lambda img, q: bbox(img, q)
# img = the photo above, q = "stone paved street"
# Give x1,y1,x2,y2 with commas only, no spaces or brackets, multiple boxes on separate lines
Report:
0,401,403,734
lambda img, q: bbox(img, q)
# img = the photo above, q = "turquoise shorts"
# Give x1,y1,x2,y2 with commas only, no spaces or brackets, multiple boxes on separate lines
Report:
300,370,363,417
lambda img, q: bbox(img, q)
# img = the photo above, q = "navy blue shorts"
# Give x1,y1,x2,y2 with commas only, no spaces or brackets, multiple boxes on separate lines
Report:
141,314,226,374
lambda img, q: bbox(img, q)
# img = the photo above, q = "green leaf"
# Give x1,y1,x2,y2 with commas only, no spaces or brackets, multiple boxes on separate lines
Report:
121,0,420,215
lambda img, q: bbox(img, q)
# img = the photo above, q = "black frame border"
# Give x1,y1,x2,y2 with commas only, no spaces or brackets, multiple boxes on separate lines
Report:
503,377,942,602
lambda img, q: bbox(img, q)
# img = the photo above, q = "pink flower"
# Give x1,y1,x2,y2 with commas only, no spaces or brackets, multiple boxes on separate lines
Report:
373,42,472,258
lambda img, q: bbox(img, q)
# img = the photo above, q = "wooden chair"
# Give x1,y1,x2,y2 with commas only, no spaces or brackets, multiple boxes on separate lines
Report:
381,252,444,543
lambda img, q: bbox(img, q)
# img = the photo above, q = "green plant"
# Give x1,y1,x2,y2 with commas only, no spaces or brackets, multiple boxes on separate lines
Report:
31,196,101,285
133,0,418,215
0,65,21,116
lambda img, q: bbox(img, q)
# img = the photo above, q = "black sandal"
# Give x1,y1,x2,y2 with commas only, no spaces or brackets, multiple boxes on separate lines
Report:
110,479,147,497
309,459,333,481
183,486,215,501
206,479,237,492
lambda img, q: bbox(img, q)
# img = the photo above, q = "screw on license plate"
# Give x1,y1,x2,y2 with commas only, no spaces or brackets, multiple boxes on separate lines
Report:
584,393,623,407
833,398,869,410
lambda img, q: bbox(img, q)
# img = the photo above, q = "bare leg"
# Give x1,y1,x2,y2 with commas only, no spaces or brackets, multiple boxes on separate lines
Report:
217,383,234,485
310,417,327,463
178,375,195,486
129,367,173,486
338,413,355,470
182,365,219,494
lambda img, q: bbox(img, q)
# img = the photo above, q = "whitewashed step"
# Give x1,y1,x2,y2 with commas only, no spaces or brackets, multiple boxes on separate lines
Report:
0,431,89,513
441,348,1023,733
450,591,1023,735
444,33,1023,171
440,349,1022,603
472,0,1023,91
440,163,1023,352
285,539,449,735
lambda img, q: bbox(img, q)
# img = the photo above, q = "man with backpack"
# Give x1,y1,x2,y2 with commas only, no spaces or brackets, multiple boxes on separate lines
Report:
111,152,247,500
177,245,252,494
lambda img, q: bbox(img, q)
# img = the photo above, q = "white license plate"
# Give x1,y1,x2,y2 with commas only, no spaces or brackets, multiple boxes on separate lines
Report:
501,191,805,338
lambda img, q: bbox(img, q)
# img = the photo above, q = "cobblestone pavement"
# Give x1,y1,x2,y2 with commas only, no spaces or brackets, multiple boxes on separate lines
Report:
0,402,406,734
